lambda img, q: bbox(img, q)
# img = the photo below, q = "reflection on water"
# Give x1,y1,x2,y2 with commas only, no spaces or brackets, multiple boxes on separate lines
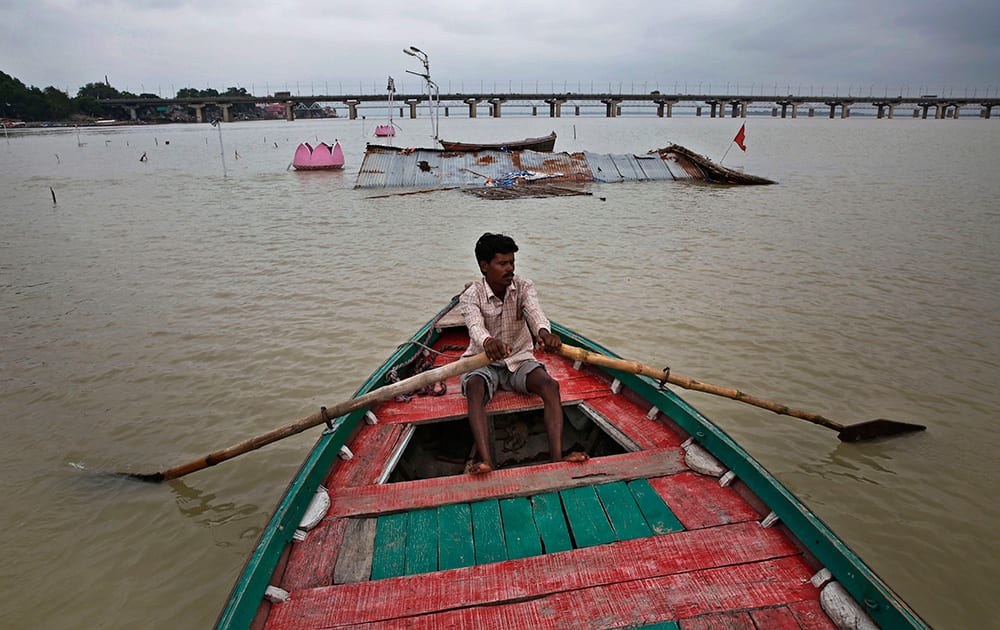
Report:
2,116,998,628
170,479,262,545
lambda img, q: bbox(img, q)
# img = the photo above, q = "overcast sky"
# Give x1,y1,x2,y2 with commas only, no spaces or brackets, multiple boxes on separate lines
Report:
3,0,998,98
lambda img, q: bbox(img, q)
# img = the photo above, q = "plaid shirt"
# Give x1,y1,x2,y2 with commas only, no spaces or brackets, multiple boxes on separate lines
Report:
460,275,551,371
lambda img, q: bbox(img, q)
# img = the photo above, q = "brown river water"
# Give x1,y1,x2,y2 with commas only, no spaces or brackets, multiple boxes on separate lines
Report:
1,113,997,628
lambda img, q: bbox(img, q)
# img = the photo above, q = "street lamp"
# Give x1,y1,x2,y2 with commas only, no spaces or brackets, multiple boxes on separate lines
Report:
403,46,440,141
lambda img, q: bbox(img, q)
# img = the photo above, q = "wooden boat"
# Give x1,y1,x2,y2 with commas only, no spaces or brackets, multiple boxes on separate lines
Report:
292,141,345,170
216,299,927,629
439,130,557,152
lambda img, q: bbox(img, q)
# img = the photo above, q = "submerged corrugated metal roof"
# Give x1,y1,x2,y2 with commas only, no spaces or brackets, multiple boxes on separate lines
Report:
354,144,775,189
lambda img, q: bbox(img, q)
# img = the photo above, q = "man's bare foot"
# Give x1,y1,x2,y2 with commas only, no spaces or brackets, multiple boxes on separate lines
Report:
465,461,494,476
563,452,589,463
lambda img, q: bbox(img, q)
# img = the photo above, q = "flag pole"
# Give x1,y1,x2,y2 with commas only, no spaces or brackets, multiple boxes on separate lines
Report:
720,122,747,165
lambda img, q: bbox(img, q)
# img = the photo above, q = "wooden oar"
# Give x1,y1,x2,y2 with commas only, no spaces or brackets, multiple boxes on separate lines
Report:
125,352,490,482
558,344,925,442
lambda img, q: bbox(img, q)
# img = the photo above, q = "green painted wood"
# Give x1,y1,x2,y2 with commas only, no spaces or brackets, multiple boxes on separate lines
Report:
595,481,653,541
636,622,680,630
530,492,573,553
628,479,685,535
470,499,508,565
370,512,409,580
499,497,543,560
560,485,617,548
438,503,475,570
404,508,439,575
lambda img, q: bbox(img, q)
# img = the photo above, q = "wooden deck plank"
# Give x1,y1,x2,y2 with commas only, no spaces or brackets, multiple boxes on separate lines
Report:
680,611,756,629
265,544,815,629
327,448,686,518
560,485,617,548
785,599,838,629
359,558,817,629
404,508,439,575
585,393,684,450
332,518,376,585
369,512,407,581
629,478,685,534
596,481,654,541
470,499,507,565
530,492,573,553
278,517,349,591
748,605,810,629
499,497,543,560
646,471,762,529
324,423,408,489
438,503,475,571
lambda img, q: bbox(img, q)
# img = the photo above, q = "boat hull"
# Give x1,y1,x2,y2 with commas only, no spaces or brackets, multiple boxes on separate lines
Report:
439,131,556,152
216,301,927,629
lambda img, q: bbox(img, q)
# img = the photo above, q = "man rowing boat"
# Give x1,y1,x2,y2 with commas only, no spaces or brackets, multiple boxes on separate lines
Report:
459,232,589,475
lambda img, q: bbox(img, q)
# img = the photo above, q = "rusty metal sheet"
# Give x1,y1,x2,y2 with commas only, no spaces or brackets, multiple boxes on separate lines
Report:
661,152,697,180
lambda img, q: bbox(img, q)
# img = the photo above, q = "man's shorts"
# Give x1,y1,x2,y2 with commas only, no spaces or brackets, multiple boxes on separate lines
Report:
461,360,545,404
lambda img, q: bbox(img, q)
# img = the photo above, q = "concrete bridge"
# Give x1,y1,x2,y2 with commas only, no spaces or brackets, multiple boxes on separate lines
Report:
101,92,1000,122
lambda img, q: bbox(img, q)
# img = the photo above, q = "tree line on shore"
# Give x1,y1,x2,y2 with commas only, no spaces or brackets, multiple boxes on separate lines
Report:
1,70,258,123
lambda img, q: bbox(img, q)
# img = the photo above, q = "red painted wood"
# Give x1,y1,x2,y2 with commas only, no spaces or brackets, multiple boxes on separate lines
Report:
278,517,349,591
585,393,684,450
327,449,686,518
680,611,755,629
267,555,820,629
325,424,408,489
264,520,807,628
647,471,762,529
748,605,808,629
785,599,838,629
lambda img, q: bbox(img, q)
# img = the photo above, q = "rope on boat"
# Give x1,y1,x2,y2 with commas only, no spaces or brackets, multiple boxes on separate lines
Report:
385,297,467,401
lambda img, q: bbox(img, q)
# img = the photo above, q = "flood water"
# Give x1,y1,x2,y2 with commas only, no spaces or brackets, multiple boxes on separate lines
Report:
1,112,997,628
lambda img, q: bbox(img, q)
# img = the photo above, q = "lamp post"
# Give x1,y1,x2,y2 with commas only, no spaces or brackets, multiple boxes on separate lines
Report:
403,46,440,142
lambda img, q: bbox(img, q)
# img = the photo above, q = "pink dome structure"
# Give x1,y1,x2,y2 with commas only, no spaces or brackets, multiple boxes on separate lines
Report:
292,141,345,170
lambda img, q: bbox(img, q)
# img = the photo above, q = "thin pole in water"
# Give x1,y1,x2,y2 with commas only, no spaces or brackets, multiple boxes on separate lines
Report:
211,119,227,177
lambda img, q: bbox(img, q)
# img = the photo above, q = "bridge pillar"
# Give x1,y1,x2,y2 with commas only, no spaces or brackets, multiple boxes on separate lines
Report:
601,99,622,117
984,104,993,119
406,99,420,119
343,100,360,119
489,98,506,118
887,103,895,119
219,103,233,123
730,101,740,117
655,99,677,117
706,101,719,118
127,106,138,121
828,102,837,118
191,103,205,123
545,98,566,117
284,101,294,121
740,101,750,118
778,101,789,118
841,103,851,118
790,102,799,118
464,98,481,118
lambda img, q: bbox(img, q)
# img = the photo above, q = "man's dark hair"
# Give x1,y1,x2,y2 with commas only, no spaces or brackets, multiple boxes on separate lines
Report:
475,232,518,265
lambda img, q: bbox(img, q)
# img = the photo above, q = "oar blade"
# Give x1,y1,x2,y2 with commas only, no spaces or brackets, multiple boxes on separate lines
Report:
837,419,927,442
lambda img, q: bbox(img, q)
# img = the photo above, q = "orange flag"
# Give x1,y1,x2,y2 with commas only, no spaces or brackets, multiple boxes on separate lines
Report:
734,123,746,152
